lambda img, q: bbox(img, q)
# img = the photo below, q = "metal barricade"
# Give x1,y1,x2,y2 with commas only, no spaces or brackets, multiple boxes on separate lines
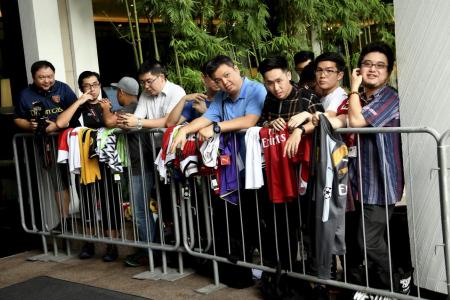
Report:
178,126,447,299
13,128,190,280
14,126,450,299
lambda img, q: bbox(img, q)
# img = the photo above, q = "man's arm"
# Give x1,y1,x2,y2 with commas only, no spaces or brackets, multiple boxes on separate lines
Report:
14,118,36,132
169,116,212,153
99,99,118,128
56,93,93,128
348,68,369,128
166,93,207,127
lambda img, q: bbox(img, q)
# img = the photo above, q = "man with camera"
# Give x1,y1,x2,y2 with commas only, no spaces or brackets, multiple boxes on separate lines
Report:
14,60,78,233
14,60,78,134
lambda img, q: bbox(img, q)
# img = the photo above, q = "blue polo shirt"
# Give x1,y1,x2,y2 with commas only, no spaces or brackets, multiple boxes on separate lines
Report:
15,81,78,121
203,77,266,122
181,99,212,122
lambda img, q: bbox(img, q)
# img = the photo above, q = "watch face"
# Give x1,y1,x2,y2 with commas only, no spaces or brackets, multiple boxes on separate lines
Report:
213,124,220,133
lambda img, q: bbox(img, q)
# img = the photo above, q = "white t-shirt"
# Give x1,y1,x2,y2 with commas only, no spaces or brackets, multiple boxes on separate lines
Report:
134,80,186,119
320,86,347,112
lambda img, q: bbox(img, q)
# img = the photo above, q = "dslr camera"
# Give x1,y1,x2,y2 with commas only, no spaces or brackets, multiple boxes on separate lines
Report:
30,101,49,135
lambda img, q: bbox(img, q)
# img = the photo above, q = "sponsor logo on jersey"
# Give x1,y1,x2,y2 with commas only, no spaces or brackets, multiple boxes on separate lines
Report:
338,184,347,196
261,130,287,148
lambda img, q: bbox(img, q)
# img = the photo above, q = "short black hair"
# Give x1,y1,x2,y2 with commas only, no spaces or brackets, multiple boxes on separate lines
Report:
31,60,55,78
205,55,235,78
78,71,100,91
138,59,168,77
314,52,345,72
200,60,211,75
298,63,316,87
294,51,314,65
358,42,395,74
258,56,289,76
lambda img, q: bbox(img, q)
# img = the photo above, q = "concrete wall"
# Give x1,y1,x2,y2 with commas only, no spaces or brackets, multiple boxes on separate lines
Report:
395,0,450,294
18,0,99,93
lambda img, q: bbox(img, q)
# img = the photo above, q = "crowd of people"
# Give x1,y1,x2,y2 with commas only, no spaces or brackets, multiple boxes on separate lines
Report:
13,41,409,299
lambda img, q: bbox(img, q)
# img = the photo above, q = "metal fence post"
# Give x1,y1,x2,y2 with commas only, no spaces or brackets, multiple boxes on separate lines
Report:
437,130,450,300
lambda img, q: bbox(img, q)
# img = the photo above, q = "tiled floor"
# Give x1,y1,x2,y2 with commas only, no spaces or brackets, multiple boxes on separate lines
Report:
0,250,262,300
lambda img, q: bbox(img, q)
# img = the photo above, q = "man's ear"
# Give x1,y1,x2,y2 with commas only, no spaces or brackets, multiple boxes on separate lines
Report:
337,71,344,81
287,71,292,81
233,65,240,74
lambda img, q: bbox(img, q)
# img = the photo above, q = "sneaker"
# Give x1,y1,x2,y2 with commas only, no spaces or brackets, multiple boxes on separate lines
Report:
353,291,394,300
103,245,118,262
394,269,412,295
78,242,95,259
124,250,149,267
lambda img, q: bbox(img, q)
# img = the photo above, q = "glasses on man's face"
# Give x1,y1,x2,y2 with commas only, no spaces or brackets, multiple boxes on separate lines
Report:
361,60,387,70
140,75,160,87
82,82,100,90
315,68,340,76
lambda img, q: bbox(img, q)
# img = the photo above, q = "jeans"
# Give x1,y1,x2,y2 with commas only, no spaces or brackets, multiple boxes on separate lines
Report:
131,171,156,243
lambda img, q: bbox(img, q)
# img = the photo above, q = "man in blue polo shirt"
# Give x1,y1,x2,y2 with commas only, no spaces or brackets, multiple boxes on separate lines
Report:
14,60,77,133
170,55,266,152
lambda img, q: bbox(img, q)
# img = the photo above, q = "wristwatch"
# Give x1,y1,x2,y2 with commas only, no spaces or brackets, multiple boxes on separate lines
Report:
212,122,221,134
136,118,143,130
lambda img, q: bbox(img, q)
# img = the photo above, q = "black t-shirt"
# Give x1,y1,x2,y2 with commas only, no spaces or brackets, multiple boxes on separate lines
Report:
69,102,105,129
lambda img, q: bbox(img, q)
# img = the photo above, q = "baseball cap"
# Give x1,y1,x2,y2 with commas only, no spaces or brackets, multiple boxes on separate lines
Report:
111,76,139,96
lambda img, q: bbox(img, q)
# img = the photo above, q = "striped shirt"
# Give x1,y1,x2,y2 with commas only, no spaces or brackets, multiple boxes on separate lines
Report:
350,85,404,205
258,83,322,125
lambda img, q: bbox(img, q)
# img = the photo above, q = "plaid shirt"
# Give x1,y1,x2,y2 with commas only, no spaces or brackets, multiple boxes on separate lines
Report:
258,83,321,126
349,85,404,205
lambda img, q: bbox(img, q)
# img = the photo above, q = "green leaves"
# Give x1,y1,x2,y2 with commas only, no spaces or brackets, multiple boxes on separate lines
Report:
120,0,395,91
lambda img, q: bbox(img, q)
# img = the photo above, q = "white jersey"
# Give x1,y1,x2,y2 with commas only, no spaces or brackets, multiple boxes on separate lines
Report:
320,86,347,113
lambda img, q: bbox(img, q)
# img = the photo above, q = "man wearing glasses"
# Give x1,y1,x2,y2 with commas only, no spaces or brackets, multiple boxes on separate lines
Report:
314,52,348,116
119,60,185,129
344,42,408,295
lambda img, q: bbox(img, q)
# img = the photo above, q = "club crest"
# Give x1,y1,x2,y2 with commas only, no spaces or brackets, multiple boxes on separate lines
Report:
51,95,61,104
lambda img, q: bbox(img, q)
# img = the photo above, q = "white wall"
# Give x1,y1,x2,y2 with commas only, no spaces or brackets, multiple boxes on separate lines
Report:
18,0,99,93
395,0,450,294
18,0,66,83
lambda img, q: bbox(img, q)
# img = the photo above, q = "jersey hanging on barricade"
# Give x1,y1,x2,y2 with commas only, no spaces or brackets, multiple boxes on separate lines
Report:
308,114,349,279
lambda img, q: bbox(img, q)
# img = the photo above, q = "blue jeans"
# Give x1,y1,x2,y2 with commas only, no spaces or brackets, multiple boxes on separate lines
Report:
131,171,156,243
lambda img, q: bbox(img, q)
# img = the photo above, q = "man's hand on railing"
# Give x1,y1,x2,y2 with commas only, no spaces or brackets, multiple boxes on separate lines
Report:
170,127,187,153
117,113,137,129
283,128,302,158
198,124,214,141
270,118,286,131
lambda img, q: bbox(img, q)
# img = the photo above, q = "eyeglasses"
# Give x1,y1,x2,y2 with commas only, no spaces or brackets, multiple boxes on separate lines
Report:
361,60,387,70
140,75,160,87
82,82,100,90
315,68,340,76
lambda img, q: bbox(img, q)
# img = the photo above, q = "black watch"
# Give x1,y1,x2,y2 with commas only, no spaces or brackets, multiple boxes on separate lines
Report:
212,122,221,134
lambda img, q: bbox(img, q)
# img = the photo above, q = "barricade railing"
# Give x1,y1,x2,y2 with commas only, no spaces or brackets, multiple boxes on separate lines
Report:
177,126,446,299
12,128,191,279
13,125,450,299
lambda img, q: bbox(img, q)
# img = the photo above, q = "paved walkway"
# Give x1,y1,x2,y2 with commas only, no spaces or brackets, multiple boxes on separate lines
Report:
0,250,261,299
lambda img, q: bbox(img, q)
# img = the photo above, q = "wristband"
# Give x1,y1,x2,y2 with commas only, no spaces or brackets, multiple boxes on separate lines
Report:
348,91,360,97
136,118,143,130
